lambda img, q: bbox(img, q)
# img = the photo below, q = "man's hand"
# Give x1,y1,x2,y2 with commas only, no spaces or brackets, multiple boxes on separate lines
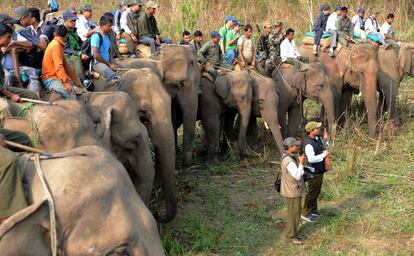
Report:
0,133,6,147
298,154,305,165
66,85,73,95
250,61,256,68
131,33,138,43
10,94,21,102
109,63,118,71
81,54,89,61
116,33,121,41
240,59,246,67
323,150,330,157
155,35,161,45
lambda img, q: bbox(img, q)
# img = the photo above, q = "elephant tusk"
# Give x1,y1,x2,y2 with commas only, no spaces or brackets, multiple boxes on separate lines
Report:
264,121,269,130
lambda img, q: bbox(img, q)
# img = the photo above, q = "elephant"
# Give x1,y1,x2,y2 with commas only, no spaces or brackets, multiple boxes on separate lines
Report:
273,62,335,138
120,68,177,223
199,70,253,165
376,43,414,126
0,145,164,255
298,44,379,137
4,92,155,205
117,45,200,167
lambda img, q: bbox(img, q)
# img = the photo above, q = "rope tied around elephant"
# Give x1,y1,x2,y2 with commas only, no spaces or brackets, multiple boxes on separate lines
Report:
17,103,40,148
34,154,58,256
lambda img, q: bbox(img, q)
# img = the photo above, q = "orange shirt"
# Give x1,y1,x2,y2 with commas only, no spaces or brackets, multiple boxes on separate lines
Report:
41,37,81,87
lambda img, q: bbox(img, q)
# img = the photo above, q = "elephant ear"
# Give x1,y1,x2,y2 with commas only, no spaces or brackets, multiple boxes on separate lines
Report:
215,75,231,99
101,107,114,148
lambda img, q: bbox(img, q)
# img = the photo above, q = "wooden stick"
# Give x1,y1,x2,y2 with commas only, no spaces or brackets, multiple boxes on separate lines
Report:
5,140,49,155
20,98,55,105
11,47,22,88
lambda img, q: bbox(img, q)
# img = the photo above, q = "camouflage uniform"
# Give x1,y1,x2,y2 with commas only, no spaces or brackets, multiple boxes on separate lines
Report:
265,31,284,77
257,33,270,69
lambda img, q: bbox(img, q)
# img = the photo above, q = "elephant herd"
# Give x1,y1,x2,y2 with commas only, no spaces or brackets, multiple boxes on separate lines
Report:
1,43,413,254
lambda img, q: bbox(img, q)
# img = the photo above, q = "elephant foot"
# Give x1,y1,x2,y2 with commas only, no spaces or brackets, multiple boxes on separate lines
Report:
206,157,219,166
182,152,193,167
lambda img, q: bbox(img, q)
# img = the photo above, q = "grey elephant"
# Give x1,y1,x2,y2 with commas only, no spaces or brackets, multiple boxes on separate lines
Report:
0,145,164,255
273,63,335,138
120,68,177,223
298,44,379,137
4,92,155,205
199,70,253,165
120,45,200,167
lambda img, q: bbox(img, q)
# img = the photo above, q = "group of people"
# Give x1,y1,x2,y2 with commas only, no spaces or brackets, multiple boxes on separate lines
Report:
313,5,399,56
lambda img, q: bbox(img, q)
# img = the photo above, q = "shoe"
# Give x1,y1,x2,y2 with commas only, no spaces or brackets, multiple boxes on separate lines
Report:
310,209,321,217
301,214,317,223
327,49,335,57
384,43,391,50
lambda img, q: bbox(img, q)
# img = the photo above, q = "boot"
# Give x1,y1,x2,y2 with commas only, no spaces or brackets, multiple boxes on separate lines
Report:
312,45,318,55
327,48,335,57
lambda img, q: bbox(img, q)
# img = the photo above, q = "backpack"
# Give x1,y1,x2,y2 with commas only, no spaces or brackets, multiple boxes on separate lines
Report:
48,0,59,12
274,154,290,193
81,32,104,59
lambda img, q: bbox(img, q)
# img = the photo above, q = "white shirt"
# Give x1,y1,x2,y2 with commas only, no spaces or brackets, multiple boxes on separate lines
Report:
380,22,394,38
326,12,338,31
76,15,96,41
280,38,300,62
120,8,133,35
364,16,380,34
287,162,304,181
305,143,327,164
351,15,364,34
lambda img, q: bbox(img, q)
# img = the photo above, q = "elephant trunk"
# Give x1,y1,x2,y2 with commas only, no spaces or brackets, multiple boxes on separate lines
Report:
319,87,336,136
260,101,285,155
237,100,251,156
148,123,177,223
362,65,378,138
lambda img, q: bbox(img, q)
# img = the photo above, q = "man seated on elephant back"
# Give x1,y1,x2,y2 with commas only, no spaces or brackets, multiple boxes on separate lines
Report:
91,15,121,89
380,13,400,53
0,128,33,225
265,20,284,77
120,0,143,58
42,25,82,100
137,1,172,54
336,6,353,48
280,28,308,70
197,31,233,80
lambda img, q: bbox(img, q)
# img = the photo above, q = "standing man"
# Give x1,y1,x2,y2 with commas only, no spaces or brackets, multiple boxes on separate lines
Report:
113,0,130,42
265,20,284,77
237,24,257,69
63,10,88,81
380,13,399,52
280,28,308,70
189,30,203,52
280,137,306,245
364,8,387,46
302,121,330,222
219,15,235,56
351,8,366,39
325,6,341,57
137,1,172,54
336,6,353,48
91,16,120,88
179,30,191,45
76,4,97,42
225,20,241,65
312,4,331,55
42,25,82,100
120,0,142,58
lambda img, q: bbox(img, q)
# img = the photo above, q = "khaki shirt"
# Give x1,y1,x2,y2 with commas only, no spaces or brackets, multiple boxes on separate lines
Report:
197,41,222,65
280,154,306,198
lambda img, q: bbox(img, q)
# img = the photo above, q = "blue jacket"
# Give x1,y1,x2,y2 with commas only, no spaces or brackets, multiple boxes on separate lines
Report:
312,12,329,32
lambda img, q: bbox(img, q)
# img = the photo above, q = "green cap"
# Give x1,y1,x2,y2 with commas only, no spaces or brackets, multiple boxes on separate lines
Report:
14,7,31,20
370,7,380,14
121,0,130,5
305,121,322,133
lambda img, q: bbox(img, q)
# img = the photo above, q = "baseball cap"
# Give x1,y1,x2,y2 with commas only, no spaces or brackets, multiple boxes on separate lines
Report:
211,31,221,39
80,4,93,12
63,11,78,21
0,14,18,25
305,121,322,133
65,7,77,14
145,0,159,8
233,20,240,26
225,15,235,22
14,7,31,20
263,23,272,28
121,0,130,5
335,5,342,11
370,7,380,14
321,4,331,11
357,7,365,14
131,0,144,5
283,137,301,148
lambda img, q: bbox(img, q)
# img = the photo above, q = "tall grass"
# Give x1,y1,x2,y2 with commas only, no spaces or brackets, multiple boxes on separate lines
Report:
1,0,413,41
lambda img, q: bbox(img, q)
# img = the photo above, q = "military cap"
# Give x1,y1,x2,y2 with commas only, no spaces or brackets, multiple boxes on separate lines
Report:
370,7,380,14
283,137,301,148
145,0,159,8
305,121,322,133
14,7,31,20
80,4,93,12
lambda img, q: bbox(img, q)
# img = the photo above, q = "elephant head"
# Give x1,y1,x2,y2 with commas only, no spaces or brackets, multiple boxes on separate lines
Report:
399,42,414,77
215,71,253,156
121,68,177,223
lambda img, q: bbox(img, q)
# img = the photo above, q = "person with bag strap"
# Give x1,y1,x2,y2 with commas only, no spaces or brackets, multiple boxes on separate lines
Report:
280,137,306,245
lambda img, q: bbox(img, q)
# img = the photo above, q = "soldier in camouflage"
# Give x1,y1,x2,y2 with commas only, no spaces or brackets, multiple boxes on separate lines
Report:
257,23,272,69
265,20,284,77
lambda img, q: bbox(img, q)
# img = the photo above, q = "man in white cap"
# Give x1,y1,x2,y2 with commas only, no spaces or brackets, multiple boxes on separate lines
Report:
120,0,143,58
364,7,387,46
137,0,172,54
76,3,97,42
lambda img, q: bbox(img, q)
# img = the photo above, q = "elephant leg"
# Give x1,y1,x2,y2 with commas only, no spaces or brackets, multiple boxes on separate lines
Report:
223,109,238,142
177,89,198,166
278,105,288,138
246,116,260,152
338,89,353,127
382,83,400,127
287,106,301,137
171,99,183,153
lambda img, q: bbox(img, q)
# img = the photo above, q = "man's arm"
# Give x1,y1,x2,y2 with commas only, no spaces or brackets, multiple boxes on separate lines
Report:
51,43,71,87
120,11,132,34
197,43,208,63
304,144,326,163
286,162,304,181
1,88,21,102
64,39,82,56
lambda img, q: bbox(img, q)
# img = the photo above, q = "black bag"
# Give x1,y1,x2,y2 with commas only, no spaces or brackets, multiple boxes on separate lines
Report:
274,172,281,193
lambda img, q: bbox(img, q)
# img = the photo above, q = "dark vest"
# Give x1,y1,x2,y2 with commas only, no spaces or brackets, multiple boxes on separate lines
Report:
304,135,326,174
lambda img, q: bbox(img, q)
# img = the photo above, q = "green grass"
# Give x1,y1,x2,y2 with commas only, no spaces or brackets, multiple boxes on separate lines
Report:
159,81,414,255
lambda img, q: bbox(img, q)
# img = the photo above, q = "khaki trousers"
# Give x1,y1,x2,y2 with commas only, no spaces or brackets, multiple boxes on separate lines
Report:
285,196,302,238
